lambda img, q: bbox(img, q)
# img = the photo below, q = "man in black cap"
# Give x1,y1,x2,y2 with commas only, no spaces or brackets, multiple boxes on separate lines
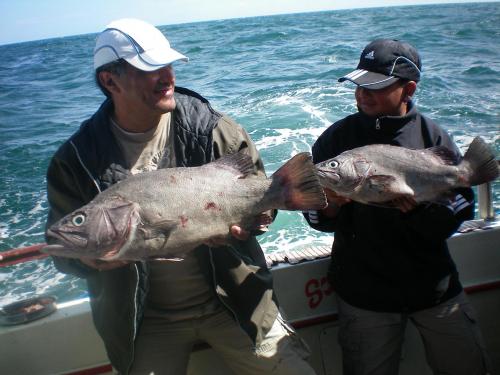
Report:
304,39,491,375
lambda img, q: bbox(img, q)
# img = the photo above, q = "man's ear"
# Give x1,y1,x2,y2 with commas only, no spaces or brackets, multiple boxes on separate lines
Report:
99,71,120,94
404,81,417,101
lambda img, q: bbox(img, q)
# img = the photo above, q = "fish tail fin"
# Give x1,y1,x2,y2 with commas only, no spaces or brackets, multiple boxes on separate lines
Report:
270,152,327,210
461,136,499,186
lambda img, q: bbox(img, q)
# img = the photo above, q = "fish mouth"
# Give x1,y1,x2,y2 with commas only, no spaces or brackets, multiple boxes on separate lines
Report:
42,228,89,258
47,227,87,246
40,243,85,259
42,230,129,260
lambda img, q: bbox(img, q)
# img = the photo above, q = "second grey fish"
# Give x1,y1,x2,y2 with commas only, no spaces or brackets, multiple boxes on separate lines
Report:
315,136,499,207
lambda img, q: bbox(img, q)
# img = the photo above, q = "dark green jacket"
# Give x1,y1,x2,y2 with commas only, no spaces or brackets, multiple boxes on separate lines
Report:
45,87,278,374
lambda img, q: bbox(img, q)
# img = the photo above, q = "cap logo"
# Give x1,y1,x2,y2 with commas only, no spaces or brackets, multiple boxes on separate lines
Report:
364,51,375,60
344,69,368,80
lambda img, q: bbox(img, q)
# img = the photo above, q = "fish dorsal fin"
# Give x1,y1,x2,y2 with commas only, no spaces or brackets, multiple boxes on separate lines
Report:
209,151,255,178
424,146,458,165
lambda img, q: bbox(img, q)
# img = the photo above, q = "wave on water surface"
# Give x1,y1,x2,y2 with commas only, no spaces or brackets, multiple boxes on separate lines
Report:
0,2,499,304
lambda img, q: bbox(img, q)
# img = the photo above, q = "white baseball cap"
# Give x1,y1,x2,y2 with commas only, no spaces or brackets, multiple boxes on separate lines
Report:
93,18,188,71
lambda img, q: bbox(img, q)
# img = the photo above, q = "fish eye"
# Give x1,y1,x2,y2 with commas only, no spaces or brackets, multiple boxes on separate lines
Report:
72,214,86,226
327,160,339,168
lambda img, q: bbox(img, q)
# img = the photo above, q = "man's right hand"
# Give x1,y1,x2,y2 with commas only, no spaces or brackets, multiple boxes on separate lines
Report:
321,188,351,218
80,258,130,271
324,189,351,206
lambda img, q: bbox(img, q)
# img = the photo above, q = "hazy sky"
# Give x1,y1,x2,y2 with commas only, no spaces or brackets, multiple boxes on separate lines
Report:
0,0,495,45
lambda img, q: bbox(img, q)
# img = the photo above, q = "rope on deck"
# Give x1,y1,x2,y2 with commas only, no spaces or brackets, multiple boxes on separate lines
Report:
265,245,332,267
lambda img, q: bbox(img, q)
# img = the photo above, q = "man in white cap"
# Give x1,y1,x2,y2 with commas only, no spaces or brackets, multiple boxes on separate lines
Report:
304,38,491,375
46,19,316,375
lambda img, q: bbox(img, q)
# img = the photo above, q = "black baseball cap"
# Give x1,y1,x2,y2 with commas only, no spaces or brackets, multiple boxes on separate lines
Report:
338,39,422,90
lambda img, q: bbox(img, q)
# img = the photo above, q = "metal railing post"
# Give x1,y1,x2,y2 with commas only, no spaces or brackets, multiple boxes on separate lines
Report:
478,181,495,221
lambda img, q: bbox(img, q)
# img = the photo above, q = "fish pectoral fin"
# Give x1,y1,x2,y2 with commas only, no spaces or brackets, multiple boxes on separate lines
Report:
141,219,178,239
366,175,414,196
366,175,397,192
147,256,185,262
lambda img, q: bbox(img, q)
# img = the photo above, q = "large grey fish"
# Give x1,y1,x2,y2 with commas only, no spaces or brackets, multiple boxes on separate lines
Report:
42,152,326,261
315,136,499,207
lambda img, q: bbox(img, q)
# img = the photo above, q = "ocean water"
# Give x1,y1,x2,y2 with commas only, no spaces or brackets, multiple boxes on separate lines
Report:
1,2,499,304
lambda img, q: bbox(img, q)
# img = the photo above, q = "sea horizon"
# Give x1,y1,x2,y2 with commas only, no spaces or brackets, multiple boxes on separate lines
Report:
2,1,498,47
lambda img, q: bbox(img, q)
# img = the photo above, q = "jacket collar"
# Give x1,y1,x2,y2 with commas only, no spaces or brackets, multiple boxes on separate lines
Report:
358,100,418,135
69,99,126,190
74,89,220,188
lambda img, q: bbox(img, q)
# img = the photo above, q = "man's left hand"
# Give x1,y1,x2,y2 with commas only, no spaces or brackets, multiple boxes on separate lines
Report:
203,223,269,247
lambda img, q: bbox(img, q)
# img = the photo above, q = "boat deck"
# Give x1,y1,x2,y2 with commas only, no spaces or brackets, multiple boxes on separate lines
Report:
1,220,499,374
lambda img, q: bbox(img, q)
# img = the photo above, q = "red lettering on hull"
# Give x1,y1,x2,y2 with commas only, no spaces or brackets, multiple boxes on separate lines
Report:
305,277,333,309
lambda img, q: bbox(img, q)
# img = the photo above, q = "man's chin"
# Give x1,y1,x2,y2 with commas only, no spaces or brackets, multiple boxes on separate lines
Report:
358,106,379,117
157,97,176,113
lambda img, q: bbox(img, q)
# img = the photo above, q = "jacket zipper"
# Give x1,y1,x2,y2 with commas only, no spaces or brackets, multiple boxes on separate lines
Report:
70,141,102,194
71,139,140,374
126,264,140,374
208,247,240,326
375,118,381,130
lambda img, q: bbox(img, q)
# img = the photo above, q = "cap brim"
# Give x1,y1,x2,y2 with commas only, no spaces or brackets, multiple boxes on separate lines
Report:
338,69,399,90
125,47,188,72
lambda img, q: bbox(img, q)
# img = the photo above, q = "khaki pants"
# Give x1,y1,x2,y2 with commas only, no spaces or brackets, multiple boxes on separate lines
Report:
130,307,316,375
337,292,491,375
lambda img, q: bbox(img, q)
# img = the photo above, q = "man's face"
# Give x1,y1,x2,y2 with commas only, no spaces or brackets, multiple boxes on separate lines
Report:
114,64,177,115
355,81,411,117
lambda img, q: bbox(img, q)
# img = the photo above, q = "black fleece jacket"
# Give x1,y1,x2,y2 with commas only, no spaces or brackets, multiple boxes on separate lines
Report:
304,102,474,312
